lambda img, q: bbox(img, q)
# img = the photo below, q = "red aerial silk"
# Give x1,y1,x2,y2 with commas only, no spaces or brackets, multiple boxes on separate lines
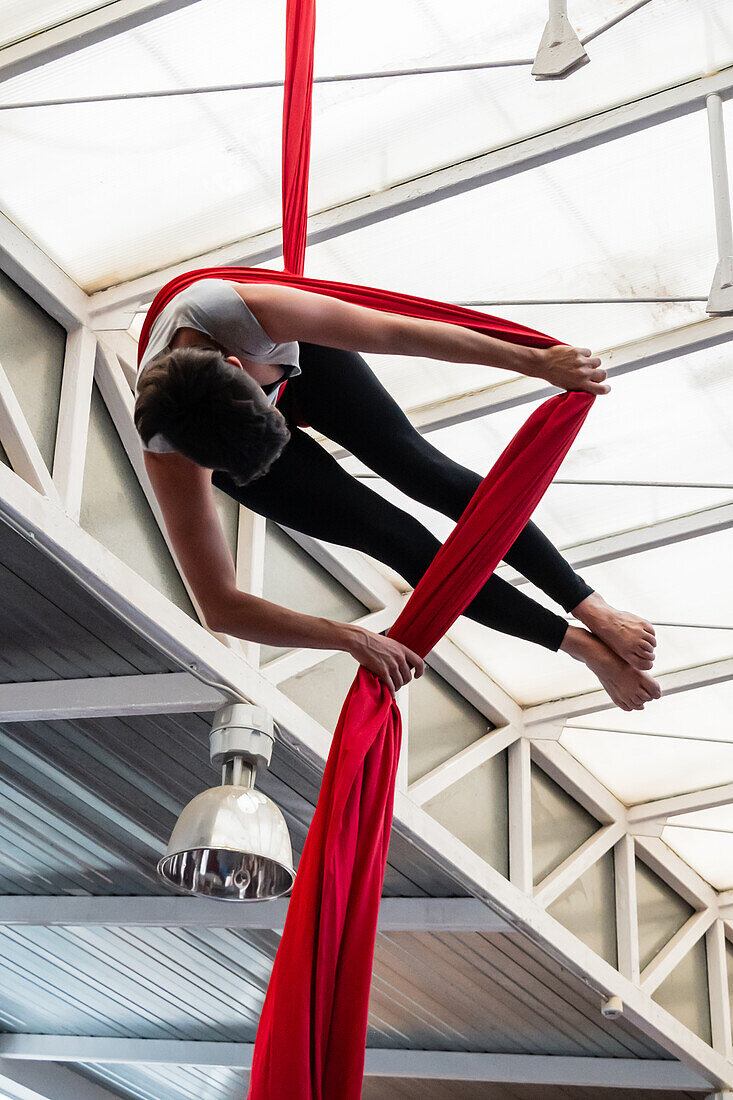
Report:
246,389,592,1100
136,0,595,1095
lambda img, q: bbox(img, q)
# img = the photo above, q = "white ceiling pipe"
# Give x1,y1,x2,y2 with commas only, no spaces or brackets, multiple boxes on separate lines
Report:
707,93,733,314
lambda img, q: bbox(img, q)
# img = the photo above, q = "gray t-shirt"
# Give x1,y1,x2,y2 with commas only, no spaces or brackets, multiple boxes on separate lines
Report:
137,279,301,453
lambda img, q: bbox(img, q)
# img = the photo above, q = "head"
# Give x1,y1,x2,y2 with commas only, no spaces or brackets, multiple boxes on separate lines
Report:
134,345,290,485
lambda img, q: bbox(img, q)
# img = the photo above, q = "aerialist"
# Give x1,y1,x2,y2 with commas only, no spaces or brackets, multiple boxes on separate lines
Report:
134,277,661,711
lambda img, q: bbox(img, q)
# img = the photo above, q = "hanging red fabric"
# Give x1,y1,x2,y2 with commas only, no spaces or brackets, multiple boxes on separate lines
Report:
135,0,596,1096
282,0,315,276
245,389,593,1100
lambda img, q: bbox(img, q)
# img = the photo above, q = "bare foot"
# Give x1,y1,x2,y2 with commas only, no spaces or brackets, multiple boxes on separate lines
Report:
572,592,657,671
561,626,662,712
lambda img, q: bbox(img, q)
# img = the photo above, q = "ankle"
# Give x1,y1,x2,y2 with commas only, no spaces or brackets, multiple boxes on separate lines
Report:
560,624,593,660
572,590,606,623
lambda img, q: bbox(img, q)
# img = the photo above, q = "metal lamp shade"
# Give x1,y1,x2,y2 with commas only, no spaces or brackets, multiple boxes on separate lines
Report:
158,784,295,901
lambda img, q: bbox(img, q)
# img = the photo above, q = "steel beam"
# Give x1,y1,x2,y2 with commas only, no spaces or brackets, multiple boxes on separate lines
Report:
615,834,641,984
52,327,97,520
641,910,716,995
0,895,511,933
0,362,59,500
523,656,733,726
0,212,88,330
706,93,733,314
407,725,519,807
500,501,733,585
508,737,533,894
629,783,733,828
0,0,204,84
0,1036,711,1087
405,312,733,437
0,672,225,722
534,823,625,909
707,921,733,1059
87,67,733,318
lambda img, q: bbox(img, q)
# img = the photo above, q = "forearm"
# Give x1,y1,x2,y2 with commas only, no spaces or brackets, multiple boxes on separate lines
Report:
244,284,543,375
389,314,544,374
207,588,359,654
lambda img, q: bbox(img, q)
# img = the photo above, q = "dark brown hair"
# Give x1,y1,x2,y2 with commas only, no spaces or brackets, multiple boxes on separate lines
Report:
134,346,290,485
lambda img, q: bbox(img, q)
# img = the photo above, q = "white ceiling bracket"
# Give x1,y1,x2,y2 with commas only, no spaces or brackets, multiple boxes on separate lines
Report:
706,93,733,314
532,1,589,80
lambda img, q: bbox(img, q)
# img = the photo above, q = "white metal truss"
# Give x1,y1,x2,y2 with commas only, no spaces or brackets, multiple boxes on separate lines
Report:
499,500,733,584
524,657,733,726
0,0,656,109
706,93,733,314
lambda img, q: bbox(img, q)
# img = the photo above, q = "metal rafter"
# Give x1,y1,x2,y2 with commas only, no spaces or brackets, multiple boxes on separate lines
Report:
0,895,512,933
499,501,733,585
0,0,204,84
0,1036,712,1088
0,672,224,721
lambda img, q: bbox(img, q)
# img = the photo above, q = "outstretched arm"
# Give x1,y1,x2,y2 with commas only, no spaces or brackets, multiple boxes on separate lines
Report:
143,450,423,695
235,283,609,396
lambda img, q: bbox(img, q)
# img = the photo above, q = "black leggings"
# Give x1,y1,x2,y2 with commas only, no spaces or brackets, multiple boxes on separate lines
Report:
213,343,593,651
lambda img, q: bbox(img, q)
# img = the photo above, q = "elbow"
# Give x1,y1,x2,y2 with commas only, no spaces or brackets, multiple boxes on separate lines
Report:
203,609,230,635
200,592,239,635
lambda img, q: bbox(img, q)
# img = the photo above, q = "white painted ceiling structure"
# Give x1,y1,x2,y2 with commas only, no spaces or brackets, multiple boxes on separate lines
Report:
2,0,733,1098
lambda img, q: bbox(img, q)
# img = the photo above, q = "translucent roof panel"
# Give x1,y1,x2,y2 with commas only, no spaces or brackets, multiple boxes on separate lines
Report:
566,680,733,741
579,529,733,629
664,806,733,890
0,0,731,287
305,110,715,303
559,726,733,805
661,825,733,891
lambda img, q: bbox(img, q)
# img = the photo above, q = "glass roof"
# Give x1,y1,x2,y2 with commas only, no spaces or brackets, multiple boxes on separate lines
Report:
4,0,733,894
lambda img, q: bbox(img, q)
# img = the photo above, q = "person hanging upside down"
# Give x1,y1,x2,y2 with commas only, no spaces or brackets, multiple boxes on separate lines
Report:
134,278,661,711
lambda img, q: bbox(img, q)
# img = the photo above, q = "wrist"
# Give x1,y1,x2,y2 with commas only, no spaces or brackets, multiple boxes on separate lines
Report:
329,619,364,656
519,345,547,379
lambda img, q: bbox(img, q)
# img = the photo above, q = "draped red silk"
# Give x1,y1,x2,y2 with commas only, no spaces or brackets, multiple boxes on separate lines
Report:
281,0,315,276
244,389,593,1100
137,1,595,1096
